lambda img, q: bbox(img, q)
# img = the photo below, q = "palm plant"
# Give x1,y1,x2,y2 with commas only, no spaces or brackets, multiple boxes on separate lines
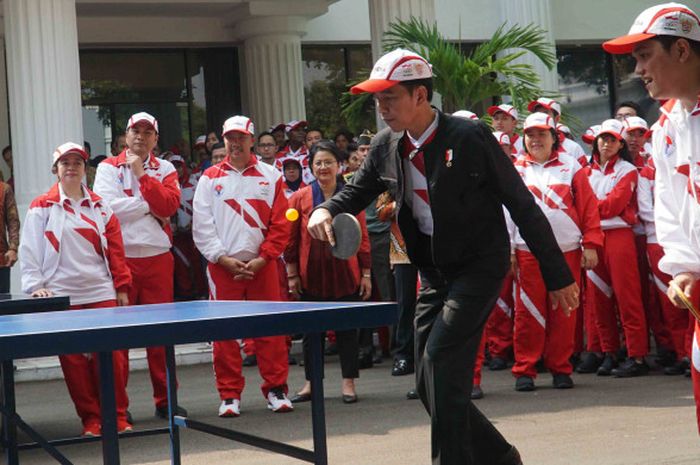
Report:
342,18,559,124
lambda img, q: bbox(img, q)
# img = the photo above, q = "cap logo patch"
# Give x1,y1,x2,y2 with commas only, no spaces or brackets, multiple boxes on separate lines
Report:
681,15,694,33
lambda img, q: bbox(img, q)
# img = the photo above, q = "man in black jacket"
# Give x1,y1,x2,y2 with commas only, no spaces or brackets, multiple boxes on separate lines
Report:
308,49,579,465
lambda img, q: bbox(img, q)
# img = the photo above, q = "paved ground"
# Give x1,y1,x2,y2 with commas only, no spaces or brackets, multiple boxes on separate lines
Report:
12,356,700,464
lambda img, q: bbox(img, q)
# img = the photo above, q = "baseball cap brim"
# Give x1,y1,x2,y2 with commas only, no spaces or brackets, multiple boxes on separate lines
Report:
223,128,253,136
599,130,623,141
55,149,89,165
602,33,656,54
487,106,514,117
350,79,400,95
582,135,596,144
128,119,158,133
524,124,554,132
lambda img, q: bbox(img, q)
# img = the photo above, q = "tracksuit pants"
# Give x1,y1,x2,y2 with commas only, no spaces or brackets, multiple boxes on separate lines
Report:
208,260,289,400
125,252,175,409
473,332,487,387
415,268,515,465
59,300,129,427
637,235,675,352
512,249,581,378
647,243,689,358
173,232,207,299
586,228,649,358
485,275,514,360
689,282,700,434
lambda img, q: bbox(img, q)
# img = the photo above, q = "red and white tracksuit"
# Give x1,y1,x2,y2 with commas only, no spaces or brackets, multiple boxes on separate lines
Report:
275,145,315,185
638,158,688,358
93,150,181,409
20,183,132,427
586,154,648,358
509,151,603,378
193,156,291,401
649,99,700,433
173,171,207,298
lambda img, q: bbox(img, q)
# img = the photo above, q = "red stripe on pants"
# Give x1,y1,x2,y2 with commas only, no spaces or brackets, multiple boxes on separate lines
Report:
208,260,289,400
512,249,581,378
59,300,129,426
473,331,487,386
125,252,175,408
647,243,689,357
637,235,675,351
587,228,648,357
485,276,514,360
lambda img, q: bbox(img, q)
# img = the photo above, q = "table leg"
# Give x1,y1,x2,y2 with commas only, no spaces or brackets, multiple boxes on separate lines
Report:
98,352,120,465
165,345,181,465
2,360,18,465
308,333,328,465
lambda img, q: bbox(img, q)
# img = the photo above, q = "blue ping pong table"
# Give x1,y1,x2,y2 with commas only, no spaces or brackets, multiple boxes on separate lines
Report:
0,299,397,465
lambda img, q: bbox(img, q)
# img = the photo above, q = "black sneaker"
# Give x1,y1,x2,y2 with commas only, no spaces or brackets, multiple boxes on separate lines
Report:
552,373,574,389
664,357,690,376
471,385,484,399
242,354,257,367
612,358,649,377
488,357,507,371
155,404,188,419
391,358,414,376
406,389,419,400
655,348,677,368
576,353,603,374
515,376,535,392
596,354,617,376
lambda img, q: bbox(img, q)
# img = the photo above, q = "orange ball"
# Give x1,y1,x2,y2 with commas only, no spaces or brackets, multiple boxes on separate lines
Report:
285,208,299,222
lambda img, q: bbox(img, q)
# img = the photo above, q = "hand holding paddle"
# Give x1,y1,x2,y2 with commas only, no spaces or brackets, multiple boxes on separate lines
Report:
307,208,335,246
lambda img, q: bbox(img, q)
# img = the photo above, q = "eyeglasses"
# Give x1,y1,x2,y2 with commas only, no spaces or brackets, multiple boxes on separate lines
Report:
258,143,277,149
313,160,336,168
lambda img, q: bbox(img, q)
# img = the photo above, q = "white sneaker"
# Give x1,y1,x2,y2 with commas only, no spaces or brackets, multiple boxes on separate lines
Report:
267,389,293,413
218,398,240,417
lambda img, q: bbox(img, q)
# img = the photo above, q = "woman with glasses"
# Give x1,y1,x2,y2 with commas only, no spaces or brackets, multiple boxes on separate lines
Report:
285,140,371,404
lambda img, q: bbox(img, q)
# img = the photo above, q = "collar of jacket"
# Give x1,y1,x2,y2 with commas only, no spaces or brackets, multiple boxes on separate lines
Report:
115,150,161,169
44,182,103,207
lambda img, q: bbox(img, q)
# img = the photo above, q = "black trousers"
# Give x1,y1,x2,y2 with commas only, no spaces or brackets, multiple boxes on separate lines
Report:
416,268,515,465
0,267,10,294
393,263,418,362
301,294,360,380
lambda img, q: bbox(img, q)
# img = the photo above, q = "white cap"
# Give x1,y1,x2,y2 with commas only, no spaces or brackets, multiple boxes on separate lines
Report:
622,116,649,132
126,112,159,134
492,131,511,146
194,135,207,147
527,98,561,116
52,142,89,166
285,120,308,133
487,104,519,120
556,123,571,135
599,119,625,140
222,116,255,137
523,112,556,131
169,154,185,164
582,125,602,144
452,110,479,120
350,48,432,95
603,3,700,54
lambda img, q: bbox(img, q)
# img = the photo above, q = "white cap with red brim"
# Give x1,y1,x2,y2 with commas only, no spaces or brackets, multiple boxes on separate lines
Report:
452,110,479,120
194,135,207,147
556,123,571,135
598,119,625,140
52,142,89,166
523,112,556,131
127,112,159,134
350,48,433,95
622,116,652,139
492,131,511,146
603,3,700,54
223,116,255,137
286,120,308,133
527,97,561,116
487,104,519,120
582,125,602,145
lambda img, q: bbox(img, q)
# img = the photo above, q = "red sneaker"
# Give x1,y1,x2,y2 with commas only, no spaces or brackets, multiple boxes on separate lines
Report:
81,422,101,437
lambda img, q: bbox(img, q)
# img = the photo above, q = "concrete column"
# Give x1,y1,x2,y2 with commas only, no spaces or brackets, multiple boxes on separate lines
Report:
239,16,308,133
500,0,559,93
4,0,84,213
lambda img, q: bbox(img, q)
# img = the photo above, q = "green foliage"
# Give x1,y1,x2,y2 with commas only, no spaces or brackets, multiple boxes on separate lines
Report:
342,18,559,123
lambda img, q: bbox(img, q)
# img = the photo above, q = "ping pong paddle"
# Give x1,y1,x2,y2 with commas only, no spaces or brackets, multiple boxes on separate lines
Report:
331,213,361,260
669,281,700,321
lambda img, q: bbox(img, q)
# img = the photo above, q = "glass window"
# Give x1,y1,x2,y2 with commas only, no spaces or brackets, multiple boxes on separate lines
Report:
302,45,376,140
557,46,611,136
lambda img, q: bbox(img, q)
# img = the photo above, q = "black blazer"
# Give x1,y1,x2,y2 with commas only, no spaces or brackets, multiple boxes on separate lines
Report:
321,111,574,293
